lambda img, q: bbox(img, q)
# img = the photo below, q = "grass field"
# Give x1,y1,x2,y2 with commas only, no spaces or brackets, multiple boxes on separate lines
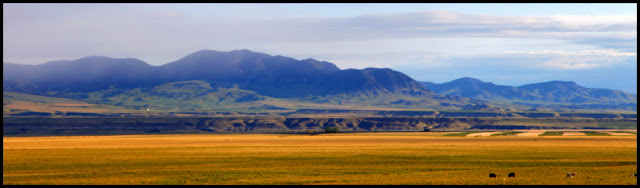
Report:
583,131,612,136
443,132,472,137
3,133,637,185
490,131,524,136
540,131,564,136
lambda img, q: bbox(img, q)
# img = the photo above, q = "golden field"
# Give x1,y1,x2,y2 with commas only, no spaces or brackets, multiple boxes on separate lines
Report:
3,132,637,185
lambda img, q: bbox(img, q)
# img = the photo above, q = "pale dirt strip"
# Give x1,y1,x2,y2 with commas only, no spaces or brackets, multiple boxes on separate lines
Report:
515,131,545,136
600,132,637,136
466,132,503,137
562,132,587,136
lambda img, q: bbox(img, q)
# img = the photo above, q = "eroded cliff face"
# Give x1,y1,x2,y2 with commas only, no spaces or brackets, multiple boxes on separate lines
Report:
3,117,492,135
7,116,633,136
283,109,636,119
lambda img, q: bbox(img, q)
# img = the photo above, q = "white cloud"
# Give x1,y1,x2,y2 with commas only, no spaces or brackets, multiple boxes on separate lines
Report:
3,5,637,67
549,15,637,26
502,49,636,57
495,49,636,70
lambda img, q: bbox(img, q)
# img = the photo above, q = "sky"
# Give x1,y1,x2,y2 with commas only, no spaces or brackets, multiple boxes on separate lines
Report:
3,3,637,93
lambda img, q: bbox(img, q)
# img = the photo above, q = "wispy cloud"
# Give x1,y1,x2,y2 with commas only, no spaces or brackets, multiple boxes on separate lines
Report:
498,49,636,70
4,5,636,64
327,11,637,50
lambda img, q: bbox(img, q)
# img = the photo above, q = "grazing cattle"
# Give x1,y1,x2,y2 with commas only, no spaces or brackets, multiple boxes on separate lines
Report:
489,173,496,178
567,172,577,178
633,173,637,177
508,172,515,178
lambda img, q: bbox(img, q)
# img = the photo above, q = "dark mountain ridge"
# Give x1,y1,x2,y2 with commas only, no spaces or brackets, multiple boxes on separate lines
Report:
422,77,541,101
420,77,637,106
4,56,158,93
5,50,634,112
4,49,439,103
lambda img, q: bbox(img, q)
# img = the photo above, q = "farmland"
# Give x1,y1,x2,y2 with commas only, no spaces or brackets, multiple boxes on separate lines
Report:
3,133,637,185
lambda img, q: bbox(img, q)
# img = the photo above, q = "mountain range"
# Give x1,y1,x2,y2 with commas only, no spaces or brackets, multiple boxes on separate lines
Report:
421,77,636,110
3,49,637,113
4,50,431,97
3,49,474,112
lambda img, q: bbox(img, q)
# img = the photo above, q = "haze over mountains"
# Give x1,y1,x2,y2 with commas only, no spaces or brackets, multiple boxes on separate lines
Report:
3,49,636,112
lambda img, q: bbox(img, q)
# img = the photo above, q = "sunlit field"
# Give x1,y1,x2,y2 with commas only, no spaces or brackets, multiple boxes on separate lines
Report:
3,132,637,185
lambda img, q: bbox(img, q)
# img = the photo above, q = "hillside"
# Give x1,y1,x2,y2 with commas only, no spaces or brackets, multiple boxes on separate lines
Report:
3,50,477,113
420,78,637,111
4,50,636,113
4,57,158,93
518,81,637,104
421,77,542,102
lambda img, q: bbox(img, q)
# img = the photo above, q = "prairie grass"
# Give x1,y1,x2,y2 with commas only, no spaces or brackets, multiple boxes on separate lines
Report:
490,131,524,136
540,131,564,136
3,133,637,185
582,131,611,136
443,132,473,137
612,131,637,134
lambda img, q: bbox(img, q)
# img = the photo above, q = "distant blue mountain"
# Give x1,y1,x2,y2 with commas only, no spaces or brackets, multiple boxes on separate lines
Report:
420,77,637,105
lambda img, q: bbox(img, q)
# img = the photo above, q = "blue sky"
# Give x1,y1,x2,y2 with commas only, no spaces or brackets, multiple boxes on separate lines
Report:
3,3,637,93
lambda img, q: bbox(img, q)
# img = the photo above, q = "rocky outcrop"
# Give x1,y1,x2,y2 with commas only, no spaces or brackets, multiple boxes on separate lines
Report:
284,109,635,119
3,117,486,135
6,116,633,136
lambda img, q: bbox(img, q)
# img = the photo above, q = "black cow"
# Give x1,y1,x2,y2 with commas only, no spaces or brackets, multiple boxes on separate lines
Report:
489,173,496,178
633,173,637,177
508,172,515,178
567,172,577,178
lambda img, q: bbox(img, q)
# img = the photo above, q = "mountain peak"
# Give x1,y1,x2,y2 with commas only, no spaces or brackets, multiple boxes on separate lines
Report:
452,77,485,83
362,67,391,71
78,56,116,61
186,49,265,56
519,80,582,90
190,49,219,54
422,77,636,106
37,56,150,68
228,49,268,56
231,49,254,53
446,77,497,88
544,80,578,85
458,77,478,80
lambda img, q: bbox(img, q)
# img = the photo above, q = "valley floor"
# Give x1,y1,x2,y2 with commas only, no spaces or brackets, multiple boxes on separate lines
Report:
3,133,637,185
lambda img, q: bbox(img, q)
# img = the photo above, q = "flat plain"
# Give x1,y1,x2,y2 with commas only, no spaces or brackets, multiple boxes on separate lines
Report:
3,132,637,185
